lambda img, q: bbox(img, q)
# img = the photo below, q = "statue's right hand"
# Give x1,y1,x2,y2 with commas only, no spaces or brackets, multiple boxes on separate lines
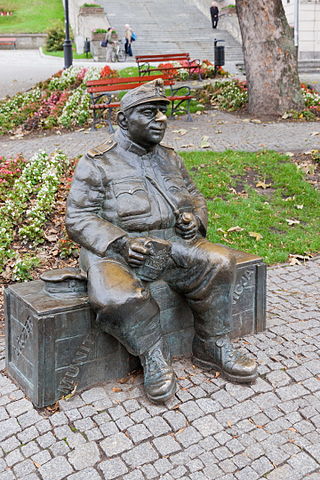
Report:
116,237,151,267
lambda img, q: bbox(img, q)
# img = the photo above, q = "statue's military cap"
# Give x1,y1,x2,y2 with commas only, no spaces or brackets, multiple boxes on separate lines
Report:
120,78,170,111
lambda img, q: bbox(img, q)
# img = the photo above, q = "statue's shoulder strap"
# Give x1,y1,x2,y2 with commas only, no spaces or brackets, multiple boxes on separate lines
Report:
87,139,117,158
160,143,174,151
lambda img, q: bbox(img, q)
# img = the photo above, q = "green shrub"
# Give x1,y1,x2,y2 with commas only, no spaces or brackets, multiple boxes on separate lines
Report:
93,28,107,33
82,3,102,7
46,23,66,52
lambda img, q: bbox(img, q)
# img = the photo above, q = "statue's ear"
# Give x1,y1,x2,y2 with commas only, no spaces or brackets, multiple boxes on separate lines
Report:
117,111,128,130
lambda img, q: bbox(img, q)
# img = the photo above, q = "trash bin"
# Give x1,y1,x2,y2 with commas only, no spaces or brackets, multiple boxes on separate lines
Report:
214,38,225,67
84,38,91,57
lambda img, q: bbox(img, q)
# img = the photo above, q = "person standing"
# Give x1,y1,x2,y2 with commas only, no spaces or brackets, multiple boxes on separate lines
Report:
106,28,119,62
210,2,219,29
124,24,133,57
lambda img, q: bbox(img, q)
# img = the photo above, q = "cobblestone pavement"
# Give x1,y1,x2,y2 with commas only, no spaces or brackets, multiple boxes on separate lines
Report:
1,110,320,160
0,256,319,480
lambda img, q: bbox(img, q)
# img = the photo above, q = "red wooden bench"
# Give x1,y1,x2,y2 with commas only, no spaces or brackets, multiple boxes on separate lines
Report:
0,37,16,49
135,53,202,80
87,74,194,131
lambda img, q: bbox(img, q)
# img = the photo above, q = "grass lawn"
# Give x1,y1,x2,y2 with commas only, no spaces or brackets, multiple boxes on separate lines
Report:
181,150,320,265
43,49,93,60
0,0,64,34
0,149,319,284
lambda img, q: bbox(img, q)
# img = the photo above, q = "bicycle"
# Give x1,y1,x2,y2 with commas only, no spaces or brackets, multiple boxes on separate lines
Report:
111,40,127,62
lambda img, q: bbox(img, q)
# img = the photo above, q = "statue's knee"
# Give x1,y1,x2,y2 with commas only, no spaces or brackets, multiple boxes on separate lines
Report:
89,279,150,314
206,248,236,280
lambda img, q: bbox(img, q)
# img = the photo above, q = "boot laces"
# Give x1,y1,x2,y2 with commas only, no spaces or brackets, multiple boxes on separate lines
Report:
145,347,169,376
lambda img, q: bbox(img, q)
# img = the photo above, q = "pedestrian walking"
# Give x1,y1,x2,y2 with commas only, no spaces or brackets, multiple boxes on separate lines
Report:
210,2,219,29
105,28,119,62
124,24,134,57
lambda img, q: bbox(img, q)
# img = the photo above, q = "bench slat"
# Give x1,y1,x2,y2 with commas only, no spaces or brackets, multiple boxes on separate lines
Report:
87,74,170,87
0,37,16,48
136,53,190,61
88,79,174,94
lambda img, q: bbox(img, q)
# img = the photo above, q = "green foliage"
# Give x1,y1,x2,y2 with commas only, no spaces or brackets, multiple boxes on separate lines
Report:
43,49,93,60
118,67,140,77
196,80,248,111
283,109,316,121
12,255,40,282
82,3,101,7
58,236,80,259
0,88,42,134
92,28,107,33
0,0,64,34
181,150,320,264
46,22,66,52
311,150,320,163
0,151,69,272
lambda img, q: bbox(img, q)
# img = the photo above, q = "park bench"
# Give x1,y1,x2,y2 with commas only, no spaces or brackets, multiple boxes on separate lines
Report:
86,74,194,131
135,53,202,80
0,37,16,49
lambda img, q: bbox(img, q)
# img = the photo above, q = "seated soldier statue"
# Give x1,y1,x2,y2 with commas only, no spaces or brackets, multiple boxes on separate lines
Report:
66,79,257,404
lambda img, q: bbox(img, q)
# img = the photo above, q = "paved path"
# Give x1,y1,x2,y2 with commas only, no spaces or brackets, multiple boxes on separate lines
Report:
0,49,136,100
1,257,319,480
1,110,320,159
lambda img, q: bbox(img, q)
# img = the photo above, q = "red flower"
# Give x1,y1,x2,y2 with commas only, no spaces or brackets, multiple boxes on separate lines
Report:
100,65,119,78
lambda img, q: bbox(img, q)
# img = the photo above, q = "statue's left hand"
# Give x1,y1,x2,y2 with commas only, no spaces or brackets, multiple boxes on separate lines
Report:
114,237,151,267
175,212,199,240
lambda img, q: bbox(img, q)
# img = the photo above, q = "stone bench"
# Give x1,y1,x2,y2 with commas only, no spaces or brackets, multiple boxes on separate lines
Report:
5,246,266,408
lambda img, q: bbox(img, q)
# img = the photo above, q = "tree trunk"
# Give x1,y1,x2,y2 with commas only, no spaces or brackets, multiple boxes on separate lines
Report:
236,0,304,117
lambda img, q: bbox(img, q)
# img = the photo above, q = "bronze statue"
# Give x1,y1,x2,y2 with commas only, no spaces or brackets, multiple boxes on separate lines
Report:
66,79,257,404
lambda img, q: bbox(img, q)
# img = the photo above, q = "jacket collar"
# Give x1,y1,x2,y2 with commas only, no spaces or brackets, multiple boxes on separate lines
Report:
115,128,157,157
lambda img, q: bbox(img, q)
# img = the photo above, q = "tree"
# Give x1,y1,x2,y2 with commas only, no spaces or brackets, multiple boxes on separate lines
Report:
236,0,304,117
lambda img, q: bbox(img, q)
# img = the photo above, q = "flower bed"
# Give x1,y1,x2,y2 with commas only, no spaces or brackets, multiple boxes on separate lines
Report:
0,9,13,15
0,66,103,135
196,79,320,117
0,66,319,137
196,79,248,111
156,59,229,81
0,151,71,280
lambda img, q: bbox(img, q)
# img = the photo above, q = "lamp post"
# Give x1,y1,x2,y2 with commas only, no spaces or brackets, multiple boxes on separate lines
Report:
63,0,73,69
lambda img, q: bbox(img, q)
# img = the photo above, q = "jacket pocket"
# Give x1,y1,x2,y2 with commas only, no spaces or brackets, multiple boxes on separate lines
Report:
112,178,151,218
163,175,189,193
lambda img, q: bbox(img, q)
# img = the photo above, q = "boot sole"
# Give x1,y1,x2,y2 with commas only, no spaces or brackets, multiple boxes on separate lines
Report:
192,356,257,384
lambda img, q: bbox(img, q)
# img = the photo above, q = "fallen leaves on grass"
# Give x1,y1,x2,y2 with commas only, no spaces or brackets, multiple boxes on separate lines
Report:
249,231,263,241
256,181,272,189
227,226,244,233
286,218,300,226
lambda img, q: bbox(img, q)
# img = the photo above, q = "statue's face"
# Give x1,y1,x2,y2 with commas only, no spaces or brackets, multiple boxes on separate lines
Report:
125,101,168,149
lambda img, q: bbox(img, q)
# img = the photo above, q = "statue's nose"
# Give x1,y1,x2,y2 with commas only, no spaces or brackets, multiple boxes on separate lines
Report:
155,110,167,122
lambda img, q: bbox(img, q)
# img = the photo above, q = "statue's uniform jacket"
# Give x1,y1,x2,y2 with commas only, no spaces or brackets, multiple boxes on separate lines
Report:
66,129,235,356
66,129,208,256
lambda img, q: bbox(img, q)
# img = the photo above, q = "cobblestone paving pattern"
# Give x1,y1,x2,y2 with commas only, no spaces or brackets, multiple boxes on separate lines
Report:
0,257,319,479
1,111,320,161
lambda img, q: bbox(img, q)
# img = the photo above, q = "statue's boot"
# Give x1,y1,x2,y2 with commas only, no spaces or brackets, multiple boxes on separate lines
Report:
192,334,257,383
140,339,177,404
